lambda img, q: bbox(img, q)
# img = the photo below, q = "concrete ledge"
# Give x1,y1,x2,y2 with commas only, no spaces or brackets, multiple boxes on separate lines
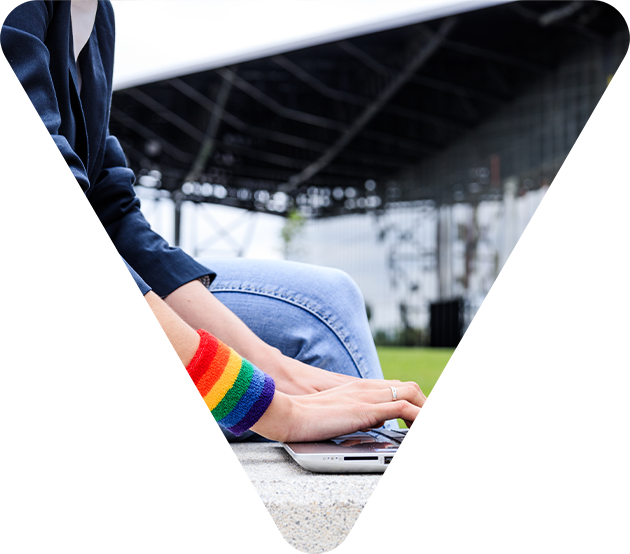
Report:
0,443,630,554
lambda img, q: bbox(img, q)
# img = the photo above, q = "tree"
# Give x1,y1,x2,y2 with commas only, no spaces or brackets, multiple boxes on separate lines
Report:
280,209,306,260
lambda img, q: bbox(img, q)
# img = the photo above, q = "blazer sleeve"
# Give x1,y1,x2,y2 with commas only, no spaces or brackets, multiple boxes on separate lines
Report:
90,133,216,297
0,1,150,355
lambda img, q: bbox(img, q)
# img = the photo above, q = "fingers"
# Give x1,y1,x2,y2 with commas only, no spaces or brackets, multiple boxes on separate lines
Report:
382,382,426,407
380,382,444,437
319,380,426,411
411,383,440,415
368,400,421,428
277,386,424,441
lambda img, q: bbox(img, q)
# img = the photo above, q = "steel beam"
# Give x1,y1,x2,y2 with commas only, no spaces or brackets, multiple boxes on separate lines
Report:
219,68,346,131
185,67,236,183
169,77,332,152
224,164,386,189
443,39,547,72
272,54,468,131
217,69,437,154
339,39,506,105
511,1,603,43
123,87,206,143
193,206,258,258
173,76,437,169
169,77,419,165
539,1,585,26
211,142,397,183
110,106,193,164
279,17,457,192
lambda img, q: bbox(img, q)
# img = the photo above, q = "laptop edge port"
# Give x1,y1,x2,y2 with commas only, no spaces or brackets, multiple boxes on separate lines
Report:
343,456,379,461
383,456,402,464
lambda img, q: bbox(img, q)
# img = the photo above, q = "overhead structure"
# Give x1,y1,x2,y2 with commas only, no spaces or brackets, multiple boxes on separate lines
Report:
110,1,628,219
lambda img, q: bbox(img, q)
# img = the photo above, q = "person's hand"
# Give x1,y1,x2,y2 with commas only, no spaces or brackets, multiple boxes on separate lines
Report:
164,281,377,395
268,354,360,395
251,379,426,442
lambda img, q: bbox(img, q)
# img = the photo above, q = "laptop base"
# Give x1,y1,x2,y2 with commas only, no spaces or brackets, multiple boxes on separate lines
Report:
284,427,613,473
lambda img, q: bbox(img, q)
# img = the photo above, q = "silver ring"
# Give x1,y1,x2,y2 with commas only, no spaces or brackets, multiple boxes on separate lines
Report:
390,386,397,401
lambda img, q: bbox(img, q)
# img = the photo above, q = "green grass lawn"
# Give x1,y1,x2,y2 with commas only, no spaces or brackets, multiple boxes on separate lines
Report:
378,347,549,427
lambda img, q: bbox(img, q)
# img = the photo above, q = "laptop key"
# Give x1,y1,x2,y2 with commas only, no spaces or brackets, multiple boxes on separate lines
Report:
372,429,407,439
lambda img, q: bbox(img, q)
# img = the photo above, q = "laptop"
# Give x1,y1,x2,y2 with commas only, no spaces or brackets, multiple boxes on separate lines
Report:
284,208,630,473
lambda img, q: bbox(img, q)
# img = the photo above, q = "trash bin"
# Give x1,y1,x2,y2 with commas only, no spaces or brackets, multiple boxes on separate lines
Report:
430,298,463,347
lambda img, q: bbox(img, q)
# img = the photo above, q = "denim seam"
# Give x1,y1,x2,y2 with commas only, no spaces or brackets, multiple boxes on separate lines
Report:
210,285,367,378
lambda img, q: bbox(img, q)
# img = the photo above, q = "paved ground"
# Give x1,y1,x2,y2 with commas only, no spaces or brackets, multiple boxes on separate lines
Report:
0,443,630,554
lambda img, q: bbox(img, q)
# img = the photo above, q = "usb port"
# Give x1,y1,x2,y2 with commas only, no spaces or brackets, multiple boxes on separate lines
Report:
384,456,402,464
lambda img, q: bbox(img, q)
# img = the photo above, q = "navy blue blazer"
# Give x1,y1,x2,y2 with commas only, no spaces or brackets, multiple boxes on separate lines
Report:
0,0,213,449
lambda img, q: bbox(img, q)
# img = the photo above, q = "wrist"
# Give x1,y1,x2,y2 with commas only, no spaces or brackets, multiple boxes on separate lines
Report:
251,391,296,442
246,344,289,379
186,329,275,437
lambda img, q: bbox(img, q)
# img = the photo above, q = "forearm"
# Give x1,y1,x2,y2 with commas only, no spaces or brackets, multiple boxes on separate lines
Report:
147,290,424,442
165,280,359,395
92,281,334,394
165,279,283,370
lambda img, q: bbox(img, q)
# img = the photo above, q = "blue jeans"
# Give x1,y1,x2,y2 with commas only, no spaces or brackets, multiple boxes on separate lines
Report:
0,259,382,455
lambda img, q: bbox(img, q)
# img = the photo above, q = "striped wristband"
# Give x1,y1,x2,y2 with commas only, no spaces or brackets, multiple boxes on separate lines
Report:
186,329,275,436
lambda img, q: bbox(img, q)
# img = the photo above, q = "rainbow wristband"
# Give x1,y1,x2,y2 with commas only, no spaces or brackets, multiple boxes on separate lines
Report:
186,329,275,436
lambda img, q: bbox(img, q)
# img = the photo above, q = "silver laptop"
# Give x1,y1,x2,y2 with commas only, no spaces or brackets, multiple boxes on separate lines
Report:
284,208,630,473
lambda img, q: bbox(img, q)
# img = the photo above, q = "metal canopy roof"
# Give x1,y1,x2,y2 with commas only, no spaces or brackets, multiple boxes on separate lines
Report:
110,1,628,218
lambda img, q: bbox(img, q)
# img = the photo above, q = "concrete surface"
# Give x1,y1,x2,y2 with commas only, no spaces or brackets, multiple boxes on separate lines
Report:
0,443,630,554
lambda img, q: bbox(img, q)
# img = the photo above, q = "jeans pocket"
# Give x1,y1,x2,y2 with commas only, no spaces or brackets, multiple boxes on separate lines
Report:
0,413,33,456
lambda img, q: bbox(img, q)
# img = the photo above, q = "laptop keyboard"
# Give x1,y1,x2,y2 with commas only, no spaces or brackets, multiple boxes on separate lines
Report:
372,428,544,452
364,428,408,445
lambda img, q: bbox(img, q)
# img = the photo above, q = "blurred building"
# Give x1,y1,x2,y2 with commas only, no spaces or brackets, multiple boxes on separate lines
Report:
110,1,629,344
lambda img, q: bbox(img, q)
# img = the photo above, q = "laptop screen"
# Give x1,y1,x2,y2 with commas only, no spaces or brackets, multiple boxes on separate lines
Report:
525,218,630,448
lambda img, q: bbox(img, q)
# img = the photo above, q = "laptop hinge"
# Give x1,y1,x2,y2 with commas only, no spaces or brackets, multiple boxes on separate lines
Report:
515,427,610,450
